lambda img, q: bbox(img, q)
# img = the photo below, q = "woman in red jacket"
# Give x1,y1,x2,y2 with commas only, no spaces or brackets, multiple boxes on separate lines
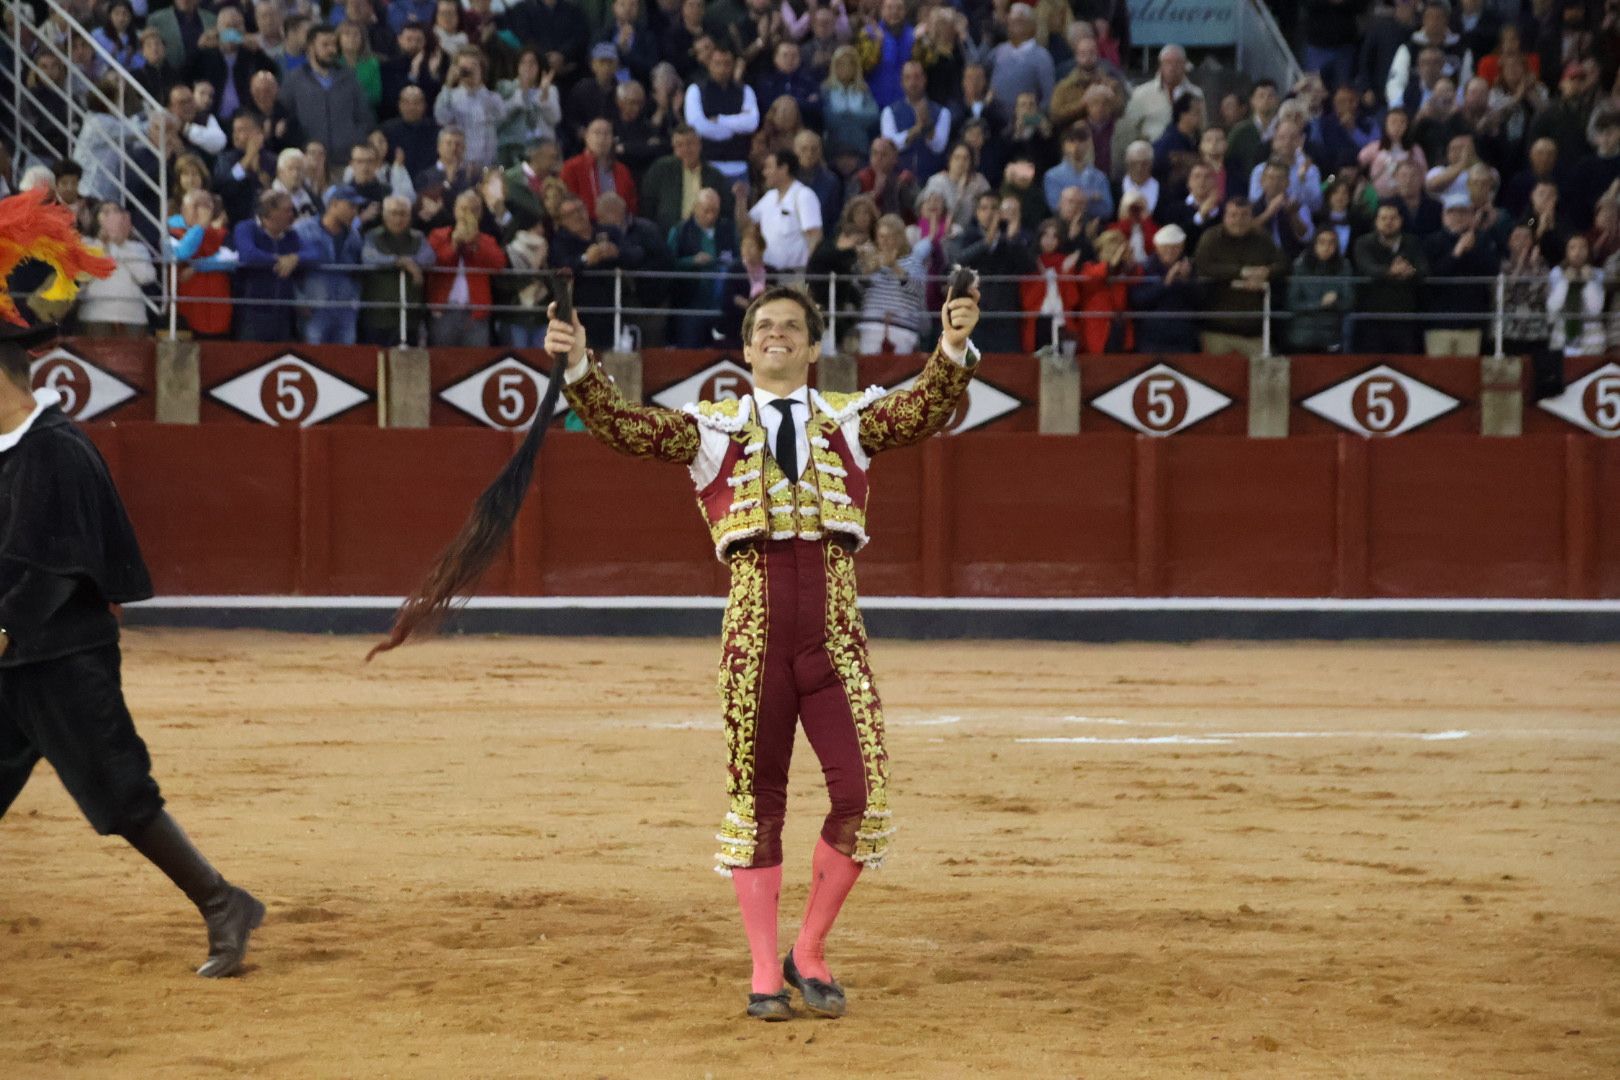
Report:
1020,218,1082,352
168,190,235,338
1077,229,1133,353
426,189,508,347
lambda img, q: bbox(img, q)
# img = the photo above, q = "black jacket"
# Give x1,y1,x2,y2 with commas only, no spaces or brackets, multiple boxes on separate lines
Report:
0,406,151,668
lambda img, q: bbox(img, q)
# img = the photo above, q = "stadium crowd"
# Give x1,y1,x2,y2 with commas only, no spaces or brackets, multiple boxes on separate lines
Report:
2,0,1619,357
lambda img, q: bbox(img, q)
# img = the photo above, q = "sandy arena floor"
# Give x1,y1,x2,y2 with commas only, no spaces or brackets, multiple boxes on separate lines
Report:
1,630,1617,1079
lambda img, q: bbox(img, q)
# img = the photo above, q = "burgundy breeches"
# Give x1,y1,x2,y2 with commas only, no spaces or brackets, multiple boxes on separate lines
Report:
713,538,893,874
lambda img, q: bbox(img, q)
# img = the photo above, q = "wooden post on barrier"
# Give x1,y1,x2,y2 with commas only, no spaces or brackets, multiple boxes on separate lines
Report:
1037,343,1080,434
1247,354,1290,438
1479,355,1523,436
601,351,642,404
817,349,858,395
154,337,200,424
383,347,431,428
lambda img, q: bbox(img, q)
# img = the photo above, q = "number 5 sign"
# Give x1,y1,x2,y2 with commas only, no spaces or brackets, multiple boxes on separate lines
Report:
1537,362,1620,437
1300,364,1460,437
438,355,567,429
1089,362,1233,436
208,353,371,426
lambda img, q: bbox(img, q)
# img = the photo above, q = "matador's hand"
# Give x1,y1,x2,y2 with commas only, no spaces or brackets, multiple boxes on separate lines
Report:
940,287,981,353
544,302,588,370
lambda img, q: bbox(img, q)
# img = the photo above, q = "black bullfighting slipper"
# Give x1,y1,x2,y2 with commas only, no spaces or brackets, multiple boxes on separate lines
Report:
746,989,794,1021
783,949,846,1019
197,884,266,978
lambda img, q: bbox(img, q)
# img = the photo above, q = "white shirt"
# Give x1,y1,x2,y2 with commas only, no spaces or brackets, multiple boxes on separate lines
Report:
751,384,812,480
749,180,822,271
0,390,60,453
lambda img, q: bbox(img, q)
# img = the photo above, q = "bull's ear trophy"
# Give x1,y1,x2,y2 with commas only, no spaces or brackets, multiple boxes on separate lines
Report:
367,271,575,660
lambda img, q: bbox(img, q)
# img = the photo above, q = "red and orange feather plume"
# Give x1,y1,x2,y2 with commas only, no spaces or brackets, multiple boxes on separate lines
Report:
0,187,118,327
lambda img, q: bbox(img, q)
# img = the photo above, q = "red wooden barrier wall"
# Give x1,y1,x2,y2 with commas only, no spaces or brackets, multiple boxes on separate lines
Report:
85,425,1619,599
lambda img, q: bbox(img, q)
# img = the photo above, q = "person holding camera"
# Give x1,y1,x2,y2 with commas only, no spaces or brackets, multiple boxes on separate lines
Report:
433,47,512,168
948,190,1037,352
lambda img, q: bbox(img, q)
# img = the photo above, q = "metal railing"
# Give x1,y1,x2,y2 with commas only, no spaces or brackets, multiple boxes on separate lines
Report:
83,257,1593,360
9,0,169,312
1235,0,1304,95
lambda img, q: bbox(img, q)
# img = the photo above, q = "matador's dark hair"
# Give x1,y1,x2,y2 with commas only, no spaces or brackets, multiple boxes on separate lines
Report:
367,274,573,660
740,284,826,346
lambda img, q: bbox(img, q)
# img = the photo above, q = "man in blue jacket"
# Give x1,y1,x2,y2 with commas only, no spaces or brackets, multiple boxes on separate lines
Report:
292,186,366,345
232,189,303,341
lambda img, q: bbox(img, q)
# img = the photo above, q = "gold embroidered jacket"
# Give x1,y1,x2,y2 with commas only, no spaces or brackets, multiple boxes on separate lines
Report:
562,344,976,558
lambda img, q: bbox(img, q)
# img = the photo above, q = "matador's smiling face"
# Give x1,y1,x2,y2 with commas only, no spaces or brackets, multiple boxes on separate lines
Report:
743,298,819,390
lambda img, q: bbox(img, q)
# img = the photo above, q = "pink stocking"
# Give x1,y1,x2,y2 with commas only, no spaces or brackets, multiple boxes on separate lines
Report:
793,838,863,982
731,864,784,994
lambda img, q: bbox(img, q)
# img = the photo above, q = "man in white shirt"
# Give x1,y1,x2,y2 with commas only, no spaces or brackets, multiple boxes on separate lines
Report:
164,83,227,156
747,150,823,278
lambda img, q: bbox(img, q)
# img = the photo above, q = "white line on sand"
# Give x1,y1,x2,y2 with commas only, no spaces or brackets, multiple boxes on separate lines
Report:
1019,730,1472,746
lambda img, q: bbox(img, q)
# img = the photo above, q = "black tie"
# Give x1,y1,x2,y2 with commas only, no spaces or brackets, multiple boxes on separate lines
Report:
770,398,798,481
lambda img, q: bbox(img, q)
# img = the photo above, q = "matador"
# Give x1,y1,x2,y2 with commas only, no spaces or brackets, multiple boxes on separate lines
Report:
545,282,980,1020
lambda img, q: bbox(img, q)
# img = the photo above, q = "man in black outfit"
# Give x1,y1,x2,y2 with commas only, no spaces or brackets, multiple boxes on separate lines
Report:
0,317,264,979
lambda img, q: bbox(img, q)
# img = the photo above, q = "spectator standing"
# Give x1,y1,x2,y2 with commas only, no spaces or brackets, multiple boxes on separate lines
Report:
1546,235,1606,357
856,213,930,354
794,130,843,235
1127,224,1199,354
292,186,365,345
336,20,383,112
214,112,277,225
947,190,1037,353
1076,229,1132,353
361,194,435,345
685,44,760,179
669,187,738,346
1571,110,1620,232
496,50,561,166
1352,202,1429,353
232,189,304,341
427,189,506,345
1384,158,1443,237
1252,159,1313,262
76,203,156,338
747,149,822,278
822,45,881,172
166,84,228,159
641,125,732,238
434,48,511,168
1287,228,1355,352
561,117,639,220
881,62,951,184
1226,80,1281,190
1166,161,1225,251
188,5,278,125
548,194,626,343
986,4,1055,112
1386,1,1472,110
861,0,916,110
380,21,447,122
279,26,376,166
244,72,300,155
1421,192,1498,355
756,40,824,128
383,85,443,179
1302,0,1369,90
848,137,919,222
1500,223,1548,355
924,141,993,228
1115,44,1202,171
1192,196,1287,358
150,0,217,73
500,0,591,85
1248,117,1322,215
1312,85,1380,174
1044,126,1112,218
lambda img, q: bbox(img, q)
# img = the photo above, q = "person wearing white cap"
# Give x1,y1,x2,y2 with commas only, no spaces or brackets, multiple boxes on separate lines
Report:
1419,190,1497,356
1127,223,1199,353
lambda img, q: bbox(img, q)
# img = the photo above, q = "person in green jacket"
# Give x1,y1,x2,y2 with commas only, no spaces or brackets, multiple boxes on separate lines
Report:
359,196,435,345
339,20,382,110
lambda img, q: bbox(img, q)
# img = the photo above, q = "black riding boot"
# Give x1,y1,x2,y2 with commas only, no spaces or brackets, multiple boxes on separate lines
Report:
126,811,265,977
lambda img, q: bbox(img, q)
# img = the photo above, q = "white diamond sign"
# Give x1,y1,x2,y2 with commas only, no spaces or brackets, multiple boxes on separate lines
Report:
30,346,138,420
884,373,1023,434
650,359,754,409
1537,362,1620,437
1089,362,1232,436
208,353,370,426
1300,364,1460,437
439,355,565,430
